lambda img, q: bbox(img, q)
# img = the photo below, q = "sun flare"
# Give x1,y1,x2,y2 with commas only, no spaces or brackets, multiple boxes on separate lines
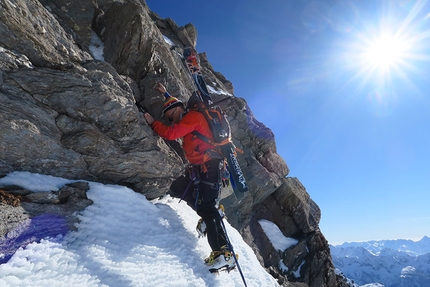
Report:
363,33,410,70
339,0,430,92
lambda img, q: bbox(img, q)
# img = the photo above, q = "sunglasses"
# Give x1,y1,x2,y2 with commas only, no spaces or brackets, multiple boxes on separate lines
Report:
167,107,178,123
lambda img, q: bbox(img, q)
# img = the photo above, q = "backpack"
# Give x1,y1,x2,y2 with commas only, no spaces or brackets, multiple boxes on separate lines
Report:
186,93,232,149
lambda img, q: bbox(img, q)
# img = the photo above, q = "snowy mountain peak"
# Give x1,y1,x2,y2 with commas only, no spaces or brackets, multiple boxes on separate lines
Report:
332,236,430,256
330,237,430,286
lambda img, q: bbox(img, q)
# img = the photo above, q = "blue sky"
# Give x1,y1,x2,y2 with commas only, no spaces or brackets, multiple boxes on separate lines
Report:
146,0,430,245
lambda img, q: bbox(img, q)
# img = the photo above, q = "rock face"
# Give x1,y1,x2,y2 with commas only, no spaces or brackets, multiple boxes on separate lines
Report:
0,0,348,286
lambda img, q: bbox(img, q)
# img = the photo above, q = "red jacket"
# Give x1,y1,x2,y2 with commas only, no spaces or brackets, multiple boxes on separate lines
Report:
151,110,215,165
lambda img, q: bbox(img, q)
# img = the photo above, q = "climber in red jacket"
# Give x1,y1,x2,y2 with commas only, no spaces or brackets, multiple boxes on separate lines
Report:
143,83,235,271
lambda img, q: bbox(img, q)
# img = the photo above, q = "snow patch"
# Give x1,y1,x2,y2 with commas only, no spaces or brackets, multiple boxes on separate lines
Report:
292,260,305,278
279,259,288,273
258,219,298,251
400,266,416,277
89,30,105,61
0,171,74,192
163,35,174,46
207,85,233,97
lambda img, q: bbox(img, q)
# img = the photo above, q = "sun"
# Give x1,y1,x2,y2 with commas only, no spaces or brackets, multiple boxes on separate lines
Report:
337,0,430,93
363,33,410,70
343,27,415,90
341,23,425,91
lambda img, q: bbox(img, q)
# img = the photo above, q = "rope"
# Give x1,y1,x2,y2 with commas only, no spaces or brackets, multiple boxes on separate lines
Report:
179,166,198,204
178,179,193,204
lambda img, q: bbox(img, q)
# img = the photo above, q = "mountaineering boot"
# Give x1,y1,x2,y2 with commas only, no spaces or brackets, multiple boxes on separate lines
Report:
217,204,226,218
204,245,237,273
196,204,226,237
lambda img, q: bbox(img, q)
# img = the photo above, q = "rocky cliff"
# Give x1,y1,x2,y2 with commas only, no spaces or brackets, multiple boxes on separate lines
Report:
0,0,349,286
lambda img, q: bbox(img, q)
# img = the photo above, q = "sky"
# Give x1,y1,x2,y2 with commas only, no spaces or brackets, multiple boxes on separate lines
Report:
0,171,284,287
146,0,430,244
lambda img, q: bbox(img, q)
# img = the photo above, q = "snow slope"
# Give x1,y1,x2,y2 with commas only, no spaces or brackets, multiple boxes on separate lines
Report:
0,172,279,287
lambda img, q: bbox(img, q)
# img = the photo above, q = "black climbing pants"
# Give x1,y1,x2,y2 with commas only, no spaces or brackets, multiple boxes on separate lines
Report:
169,159,228,251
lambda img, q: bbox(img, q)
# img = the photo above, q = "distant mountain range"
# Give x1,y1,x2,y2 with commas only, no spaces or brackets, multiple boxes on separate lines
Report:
330,236,430,287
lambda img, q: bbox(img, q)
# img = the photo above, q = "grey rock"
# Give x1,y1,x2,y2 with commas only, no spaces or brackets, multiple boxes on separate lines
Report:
0,204,29,238
25,191,60,204
0,0,92,68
